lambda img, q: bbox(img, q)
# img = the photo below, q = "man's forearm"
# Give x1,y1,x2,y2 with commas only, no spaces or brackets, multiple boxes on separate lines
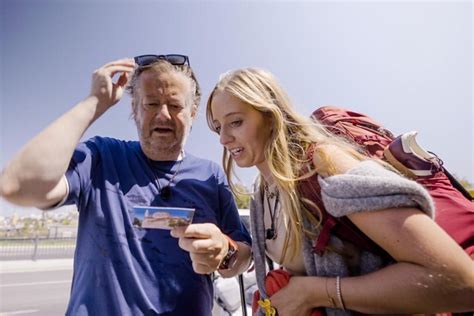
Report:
0,96,103,206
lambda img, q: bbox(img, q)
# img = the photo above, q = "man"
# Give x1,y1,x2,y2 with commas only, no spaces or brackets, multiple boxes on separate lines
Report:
0,55,252,315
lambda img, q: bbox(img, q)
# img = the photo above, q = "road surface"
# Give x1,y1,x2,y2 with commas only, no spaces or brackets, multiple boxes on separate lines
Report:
0,259,73,316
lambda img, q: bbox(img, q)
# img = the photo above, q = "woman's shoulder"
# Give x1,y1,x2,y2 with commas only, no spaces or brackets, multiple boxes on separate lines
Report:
310,143,361,177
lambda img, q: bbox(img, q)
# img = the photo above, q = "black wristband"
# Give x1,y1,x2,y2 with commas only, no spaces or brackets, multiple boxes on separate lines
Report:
218,235,239,270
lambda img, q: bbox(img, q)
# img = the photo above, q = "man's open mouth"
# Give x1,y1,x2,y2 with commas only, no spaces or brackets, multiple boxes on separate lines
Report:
153,127,173,133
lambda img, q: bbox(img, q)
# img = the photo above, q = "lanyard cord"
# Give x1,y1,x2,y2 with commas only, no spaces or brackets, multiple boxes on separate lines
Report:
148,153,184,200
264,183,280,240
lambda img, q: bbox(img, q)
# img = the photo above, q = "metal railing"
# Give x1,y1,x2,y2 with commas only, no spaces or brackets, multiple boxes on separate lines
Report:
0,237,76,261
0,210,250,262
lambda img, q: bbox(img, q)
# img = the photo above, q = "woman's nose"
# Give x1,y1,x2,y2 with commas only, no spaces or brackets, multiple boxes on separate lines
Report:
219,128,234,145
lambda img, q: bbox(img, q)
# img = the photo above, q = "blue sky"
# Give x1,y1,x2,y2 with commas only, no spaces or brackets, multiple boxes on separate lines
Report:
0,0,472,216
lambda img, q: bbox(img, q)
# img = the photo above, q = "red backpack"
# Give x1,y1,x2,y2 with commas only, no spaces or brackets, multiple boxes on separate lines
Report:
300,105,474,258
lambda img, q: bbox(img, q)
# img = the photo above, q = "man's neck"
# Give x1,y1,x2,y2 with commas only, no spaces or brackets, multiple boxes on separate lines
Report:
142,146,184,161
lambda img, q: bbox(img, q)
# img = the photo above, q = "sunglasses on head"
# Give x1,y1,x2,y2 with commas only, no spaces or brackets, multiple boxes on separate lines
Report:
134,54,190,67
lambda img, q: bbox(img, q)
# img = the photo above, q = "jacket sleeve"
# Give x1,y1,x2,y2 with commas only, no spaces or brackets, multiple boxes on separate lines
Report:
318,160,434,218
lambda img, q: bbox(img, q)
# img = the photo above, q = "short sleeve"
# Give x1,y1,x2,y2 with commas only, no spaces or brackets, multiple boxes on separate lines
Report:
61,137,102,208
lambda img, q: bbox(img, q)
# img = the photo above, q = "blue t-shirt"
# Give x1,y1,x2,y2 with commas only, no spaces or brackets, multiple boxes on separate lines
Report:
61,136,251,316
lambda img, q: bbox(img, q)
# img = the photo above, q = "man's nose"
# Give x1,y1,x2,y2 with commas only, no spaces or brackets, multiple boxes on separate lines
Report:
156,104,171,120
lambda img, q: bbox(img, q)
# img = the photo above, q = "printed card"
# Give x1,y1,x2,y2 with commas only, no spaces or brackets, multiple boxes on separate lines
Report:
132,206,195,230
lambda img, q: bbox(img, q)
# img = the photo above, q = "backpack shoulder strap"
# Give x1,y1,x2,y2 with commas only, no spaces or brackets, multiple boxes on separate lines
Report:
299,145,391,259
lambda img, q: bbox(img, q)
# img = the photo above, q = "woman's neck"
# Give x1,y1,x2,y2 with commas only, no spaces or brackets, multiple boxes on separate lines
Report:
257,163,275,186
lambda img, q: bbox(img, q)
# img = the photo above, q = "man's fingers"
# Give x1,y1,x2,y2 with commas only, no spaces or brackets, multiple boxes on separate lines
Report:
108,66,134,79
179,223,218,239
190,253,222,274
170,226,186,238
111,73,129,97
101,58,135,69
110,64,134,73
88,58,135,109
171,223,224,240
192,262,213,275
116,72,129,87
94,65,134,80
190,252,224,264
172,224,226,274
179,238,221,254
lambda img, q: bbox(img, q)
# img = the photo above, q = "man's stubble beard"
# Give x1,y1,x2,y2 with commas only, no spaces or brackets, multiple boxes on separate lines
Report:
138,126,189,161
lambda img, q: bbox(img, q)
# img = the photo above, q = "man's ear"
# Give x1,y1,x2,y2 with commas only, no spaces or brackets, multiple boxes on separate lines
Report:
131,99,138,122
191,104,198,120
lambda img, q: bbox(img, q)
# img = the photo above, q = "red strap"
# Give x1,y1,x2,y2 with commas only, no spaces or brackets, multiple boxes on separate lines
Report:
355,135,380,142
313,216,337,255
306,143,315,161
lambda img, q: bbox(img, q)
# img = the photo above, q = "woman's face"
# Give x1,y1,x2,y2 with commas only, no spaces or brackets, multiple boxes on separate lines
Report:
210,90,272,170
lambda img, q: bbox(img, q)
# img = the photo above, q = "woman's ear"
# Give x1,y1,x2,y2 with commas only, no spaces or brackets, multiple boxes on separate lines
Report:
263,111,275,132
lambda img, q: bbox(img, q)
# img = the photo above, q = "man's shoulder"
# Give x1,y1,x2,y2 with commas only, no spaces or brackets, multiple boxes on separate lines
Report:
184,152,224,175
85,136,137,146
185,152,218,166
84,136,139,153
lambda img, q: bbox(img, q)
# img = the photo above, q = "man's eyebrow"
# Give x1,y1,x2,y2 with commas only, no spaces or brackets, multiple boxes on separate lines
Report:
143,94,159,98
143,94,183,100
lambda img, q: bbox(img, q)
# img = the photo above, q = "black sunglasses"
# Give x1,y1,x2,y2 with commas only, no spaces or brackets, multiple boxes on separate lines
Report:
134,54,190,67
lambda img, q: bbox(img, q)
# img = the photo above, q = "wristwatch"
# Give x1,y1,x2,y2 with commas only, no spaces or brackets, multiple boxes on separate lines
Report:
218,235,239,270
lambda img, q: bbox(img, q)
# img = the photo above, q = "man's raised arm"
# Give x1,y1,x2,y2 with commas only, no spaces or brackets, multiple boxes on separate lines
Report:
0,58,134,208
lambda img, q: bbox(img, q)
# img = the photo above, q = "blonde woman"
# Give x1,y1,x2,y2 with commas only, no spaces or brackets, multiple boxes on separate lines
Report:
206,68,474,316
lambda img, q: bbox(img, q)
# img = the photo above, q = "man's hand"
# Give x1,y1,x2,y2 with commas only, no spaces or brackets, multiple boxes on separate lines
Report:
89,58,135,113
171,223,229,274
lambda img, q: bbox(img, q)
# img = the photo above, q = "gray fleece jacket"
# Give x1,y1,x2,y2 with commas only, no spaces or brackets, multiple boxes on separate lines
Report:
250,161,434,316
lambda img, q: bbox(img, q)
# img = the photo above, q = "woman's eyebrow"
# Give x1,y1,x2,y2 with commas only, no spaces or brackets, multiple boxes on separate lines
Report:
224,111,243,118
213,112,244,124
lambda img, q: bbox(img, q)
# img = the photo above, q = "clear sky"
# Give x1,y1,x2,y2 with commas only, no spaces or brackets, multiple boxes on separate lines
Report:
0,0,472,216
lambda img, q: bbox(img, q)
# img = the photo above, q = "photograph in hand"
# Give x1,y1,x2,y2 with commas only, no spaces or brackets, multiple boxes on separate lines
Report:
133,206,195,229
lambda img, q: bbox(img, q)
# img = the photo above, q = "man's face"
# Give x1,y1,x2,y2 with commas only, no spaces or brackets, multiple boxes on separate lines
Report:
134,70,196,160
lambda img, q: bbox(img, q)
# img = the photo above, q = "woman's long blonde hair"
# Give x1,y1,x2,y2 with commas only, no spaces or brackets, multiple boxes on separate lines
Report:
206,68,369,262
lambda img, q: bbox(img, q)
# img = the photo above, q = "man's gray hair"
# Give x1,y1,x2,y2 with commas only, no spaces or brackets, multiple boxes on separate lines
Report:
126,60,201,118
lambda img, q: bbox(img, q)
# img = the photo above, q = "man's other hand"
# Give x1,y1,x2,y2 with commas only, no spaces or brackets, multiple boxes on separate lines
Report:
171,223,229,274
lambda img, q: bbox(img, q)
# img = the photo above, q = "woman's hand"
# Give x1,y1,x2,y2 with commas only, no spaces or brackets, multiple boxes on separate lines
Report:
268,276,320,316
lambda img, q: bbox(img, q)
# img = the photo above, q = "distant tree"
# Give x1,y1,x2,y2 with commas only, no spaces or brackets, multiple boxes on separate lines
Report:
452,174,473,189
453,175,473,198
458,178,473,190
61,218,72,225
233,183,251,209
